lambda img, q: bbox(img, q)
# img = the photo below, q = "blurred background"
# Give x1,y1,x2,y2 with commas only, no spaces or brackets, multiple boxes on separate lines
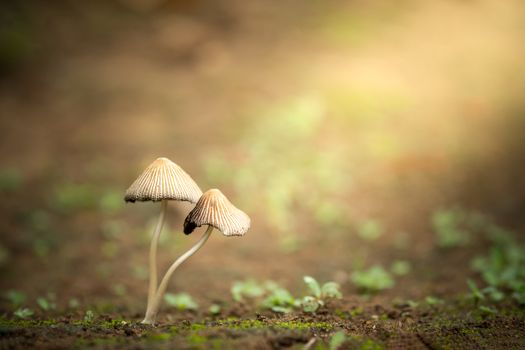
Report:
1,0,524,314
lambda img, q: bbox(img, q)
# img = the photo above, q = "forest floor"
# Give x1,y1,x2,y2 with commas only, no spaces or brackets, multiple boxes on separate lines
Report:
1,299,525,349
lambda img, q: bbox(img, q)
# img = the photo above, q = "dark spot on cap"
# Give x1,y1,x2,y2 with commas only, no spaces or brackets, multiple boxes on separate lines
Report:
184,221,197,235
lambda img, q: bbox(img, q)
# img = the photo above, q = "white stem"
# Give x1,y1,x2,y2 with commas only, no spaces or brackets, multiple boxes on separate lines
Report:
144,200,168,317
141,225,213,325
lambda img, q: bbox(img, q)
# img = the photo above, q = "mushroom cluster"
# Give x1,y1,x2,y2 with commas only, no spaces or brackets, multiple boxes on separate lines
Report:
125,157,250,325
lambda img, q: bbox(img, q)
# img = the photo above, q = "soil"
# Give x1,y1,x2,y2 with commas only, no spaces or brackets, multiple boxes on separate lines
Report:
1,1,525,349
1,300,525,349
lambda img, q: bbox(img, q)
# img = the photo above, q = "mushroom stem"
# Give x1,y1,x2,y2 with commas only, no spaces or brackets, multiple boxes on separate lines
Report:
141,225,213,325
144,199,168,319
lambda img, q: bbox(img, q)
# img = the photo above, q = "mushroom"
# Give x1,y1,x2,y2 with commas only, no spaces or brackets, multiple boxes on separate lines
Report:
143,188,250,324
124,157,202,324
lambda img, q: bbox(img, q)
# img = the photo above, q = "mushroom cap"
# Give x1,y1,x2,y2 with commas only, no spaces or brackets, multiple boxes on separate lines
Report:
125,157,203,203
183,189,250,236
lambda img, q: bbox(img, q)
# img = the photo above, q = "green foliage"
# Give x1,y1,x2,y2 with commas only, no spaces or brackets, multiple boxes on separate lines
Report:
6,290,26,308
302,296,322,313
84,310,95,322
304,276,322,298
424,296,444,306
478,305,498,315
351,265,394,293
469,226,525,304
327,334,384,350
208,304,221,315
467,279,485,302
231,279,265,302
14,308,33,319
230,277,341,313
390,260,411,276
229,280,300,313
36,293,57,311
301,276,342,313
0,167,23,193
329,331,347,350
164,293,198,311
432,209,470,248
321,282,343,299
357,220,383,241
262,286,297,313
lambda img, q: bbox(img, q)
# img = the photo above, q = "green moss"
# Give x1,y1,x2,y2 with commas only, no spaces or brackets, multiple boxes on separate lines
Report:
0,317,58,328
228,319,266,329
100,319,129,328
210,338,225,350
274,321,332,330
148,332,172,341
334,309,347,319
190,322,207,331
350,307,364,317
186,333,207,344
359,338,384,350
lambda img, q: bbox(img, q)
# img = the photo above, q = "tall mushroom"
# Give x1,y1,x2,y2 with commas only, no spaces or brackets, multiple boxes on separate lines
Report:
143,188,250,324
124,157,202,324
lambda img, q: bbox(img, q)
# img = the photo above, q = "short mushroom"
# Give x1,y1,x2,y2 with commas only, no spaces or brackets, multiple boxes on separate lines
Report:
124,157,202,324
144,188,250,324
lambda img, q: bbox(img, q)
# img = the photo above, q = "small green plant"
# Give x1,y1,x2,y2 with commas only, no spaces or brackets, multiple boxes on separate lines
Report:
261,285,297,313
467,279,485,302
478,305,498,315
390,260,411,276
208,304,221,315
329,331,347,350
351,265,394,293
424,296,444,306
6,290,26,308
301,276,343,313
231,279,265,302
36,293,57,311
14,308,33,319
432,208,470,248
470,226,525,304
164,293,198,311
84,310,95,322
230,279,298,312
357,219,383,241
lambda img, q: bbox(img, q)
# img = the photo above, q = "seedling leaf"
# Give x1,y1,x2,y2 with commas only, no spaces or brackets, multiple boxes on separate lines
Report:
304,276,321,298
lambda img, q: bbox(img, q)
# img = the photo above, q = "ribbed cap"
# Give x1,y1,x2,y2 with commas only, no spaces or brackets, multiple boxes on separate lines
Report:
125,157,203,203
183,189,250,236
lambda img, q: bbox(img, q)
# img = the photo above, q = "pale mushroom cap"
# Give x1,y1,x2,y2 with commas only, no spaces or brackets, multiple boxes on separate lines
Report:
183,189,251,236
125,157,203,203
